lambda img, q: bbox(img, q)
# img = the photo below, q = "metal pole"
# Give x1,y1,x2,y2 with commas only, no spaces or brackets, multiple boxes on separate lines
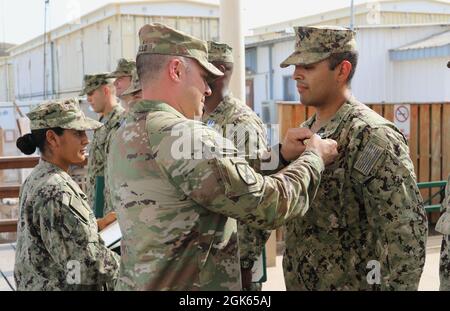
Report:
43,0,49,99
220,0,245,102
350,0,355,30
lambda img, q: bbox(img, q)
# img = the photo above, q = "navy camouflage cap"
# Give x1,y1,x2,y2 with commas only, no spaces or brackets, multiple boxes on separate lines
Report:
122,69,141,96
280,25,357,68
79,73,114,96
137,23,223,79
108,58,136,78
207,41,234,63
27,98,102,131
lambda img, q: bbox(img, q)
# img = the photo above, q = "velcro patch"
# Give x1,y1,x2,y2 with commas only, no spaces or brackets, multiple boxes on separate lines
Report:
236,163,257,186
68,196,90,224
354,142,384,176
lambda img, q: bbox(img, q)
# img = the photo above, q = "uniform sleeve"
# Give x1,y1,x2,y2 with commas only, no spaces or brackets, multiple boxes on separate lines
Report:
152,123,325,230
38,195,120,288
229,118,274,266
352,127,428,290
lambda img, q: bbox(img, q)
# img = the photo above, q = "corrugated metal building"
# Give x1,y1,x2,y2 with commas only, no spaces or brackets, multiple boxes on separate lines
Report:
245,0,450,123
6,0,220,101
0,43,15,102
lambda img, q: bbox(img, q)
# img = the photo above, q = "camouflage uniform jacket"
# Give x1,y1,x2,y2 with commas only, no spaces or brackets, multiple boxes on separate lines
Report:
202,95,271,269
14,160,120,290
107,100,325,291
283,97,428,291
436,175,450,290
87,104,125,214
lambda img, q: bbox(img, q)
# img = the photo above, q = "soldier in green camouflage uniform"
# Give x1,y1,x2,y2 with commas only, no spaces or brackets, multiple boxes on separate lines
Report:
436,174,450,291
280,26,428,291
120,69,142,110
80,73,125,215
107,23,338,291
14,99,120,290
108,58,136,100
203,41,271,291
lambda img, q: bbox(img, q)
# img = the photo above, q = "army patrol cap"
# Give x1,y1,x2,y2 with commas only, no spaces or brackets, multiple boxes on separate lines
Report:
79,73,114,96
27,98,102,131
108,58,136,78
208,41,234,63
122,69,141,96
280,25,357,68
137,23,223,79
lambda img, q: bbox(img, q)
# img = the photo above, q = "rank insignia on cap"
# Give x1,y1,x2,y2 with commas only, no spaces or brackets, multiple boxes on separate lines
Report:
354,142,384,176
236,163,257,185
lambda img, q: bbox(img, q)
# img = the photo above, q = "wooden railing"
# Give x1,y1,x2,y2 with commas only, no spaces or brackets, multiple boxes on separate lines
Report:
0,156,87,233
0,156,39,233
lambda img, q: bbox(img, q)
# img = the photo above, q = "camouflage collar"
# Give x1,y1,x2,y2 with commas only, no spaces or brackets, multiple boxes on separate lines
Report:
131,100,185,119
303,97,357,138
209,94,234,115
102,104,125,126
38,158,71,180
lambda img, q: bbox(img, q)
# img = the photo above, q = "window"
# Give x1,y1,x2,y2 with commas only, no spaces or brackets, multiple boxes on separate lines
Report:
245,48,257,73
283,75,298,101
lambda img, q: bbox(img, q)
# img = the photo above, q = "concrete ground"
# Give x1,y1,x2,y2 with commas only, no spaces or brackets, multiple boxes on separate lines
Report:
262,234,443,291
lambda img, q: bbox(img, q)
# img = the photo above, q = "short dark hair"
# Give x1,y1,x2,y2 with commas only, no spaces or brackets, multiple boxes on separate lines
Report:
327,51,359,84
16,127,65,155
137,54,186,84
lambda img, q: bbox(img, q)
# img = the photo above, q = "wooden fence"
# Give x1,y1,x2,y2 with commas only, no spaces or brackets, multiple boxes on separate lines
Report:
277,101,450,222
0,156,88,233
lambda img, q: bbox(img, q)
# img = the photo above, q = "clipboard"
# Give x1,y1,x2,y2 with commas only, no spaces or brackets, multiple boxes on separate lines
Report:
252,247,267,283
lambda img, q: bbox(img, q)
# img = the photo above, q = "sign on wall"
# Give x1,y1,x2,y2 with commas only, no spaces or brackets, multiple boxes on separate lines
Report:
394,104,411,140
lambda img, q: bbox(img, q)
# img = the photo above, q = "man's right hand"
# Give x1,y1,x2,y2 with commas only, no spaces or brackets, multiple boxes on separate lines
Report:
306,134,338,166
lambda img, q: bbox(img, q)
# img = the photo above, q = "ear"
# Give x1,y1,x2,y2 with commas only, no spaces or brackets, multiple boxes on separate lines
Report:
216,64,226,74
337,60,352,84
103,85,110,96
46,129,61,150
168,59,184,82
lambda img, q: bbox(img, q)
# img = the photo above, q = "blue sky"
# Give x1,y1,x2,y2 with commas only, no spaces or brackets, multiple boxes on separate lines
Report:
0,0,381,45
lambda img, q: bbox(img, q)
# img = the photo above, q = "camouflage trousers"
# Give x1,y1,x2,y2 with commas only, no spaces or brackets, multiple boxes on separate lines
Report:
243,283,262,291
440,234,450,291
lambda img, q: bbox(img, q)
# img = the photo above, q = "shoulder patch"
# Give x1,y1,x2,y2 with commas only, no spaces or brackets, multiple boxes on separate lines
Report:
236,163,257,186
354,142,385,176
68,195,90,224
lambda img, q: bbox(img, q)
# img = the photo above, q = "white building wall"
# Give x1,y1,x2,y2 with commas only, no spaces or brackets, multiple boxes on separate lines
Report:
7,2,219,101
0,59,8,101
250,46,270,116
352,24,450,103
392,57,450,102
273,40,296,102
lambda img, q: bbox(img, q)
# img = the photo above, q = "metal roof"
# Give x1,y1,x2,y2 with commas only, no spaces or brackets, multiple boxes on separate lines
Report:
390,29,450,61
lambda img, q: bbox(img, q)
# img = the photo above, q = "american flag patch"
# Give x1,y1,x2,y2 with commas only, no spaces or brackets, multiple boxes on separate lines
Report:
354,142,384,176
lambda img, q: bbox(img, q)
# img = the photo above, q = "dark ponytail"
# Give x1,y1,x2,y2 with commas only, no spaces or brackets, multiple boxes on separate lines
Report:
16,127,65,155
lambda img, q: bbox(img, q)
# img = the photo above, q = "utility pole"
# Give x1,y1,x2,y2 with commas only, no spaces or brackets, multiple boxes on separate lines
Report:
350,0,355,30
43,0,50,99
220,0,245,102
